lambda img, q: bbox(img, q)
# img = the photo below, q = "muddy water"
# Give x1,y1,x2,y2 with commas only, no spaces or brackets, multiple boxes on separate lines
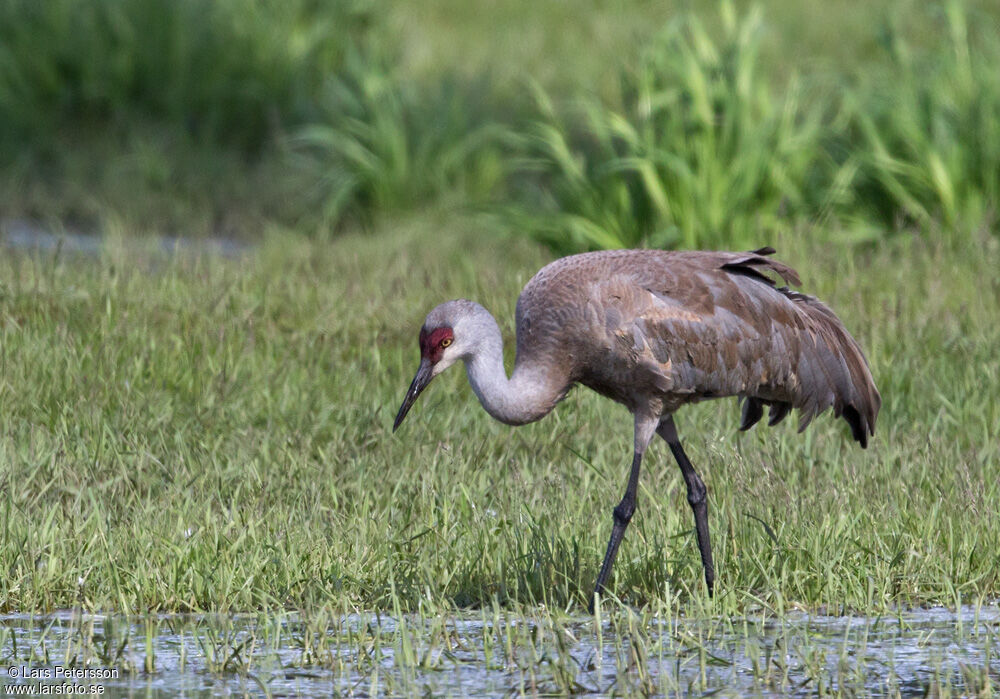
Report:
1,606,997,697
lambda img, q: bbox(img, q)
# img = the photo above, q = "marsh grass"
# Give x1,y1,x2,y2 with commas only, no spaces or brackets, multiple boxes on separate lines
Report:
508,3,825,253
1,603,998,695
0,217,997,614
4,1,1000,241
0,129,307,239
0,0,372,237
506,1,1000,252
291,49,510,230
0,0,371,149
831,1,1000,233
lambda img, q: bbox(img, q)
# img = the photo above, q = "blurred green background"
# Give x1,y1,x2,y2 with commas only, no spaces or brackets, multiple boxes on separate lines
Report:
2,0,999,246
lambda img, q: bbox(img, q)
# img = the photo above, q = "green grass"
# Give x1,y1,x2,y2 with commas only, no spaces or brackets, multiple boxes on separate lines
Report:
831,1,1000,232
0,0,371,237
506,3,825,253
0,127,306,239
1,216,997,615
505,1,1000,252
3,1,1000,242
388,0,998,93
0,0,370,149
291,49,509,231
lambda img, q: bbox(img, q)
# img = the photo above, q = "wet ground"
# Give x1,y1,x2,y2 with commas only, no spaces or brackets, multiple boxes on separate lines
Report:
1,219,248,258
1,605,997,697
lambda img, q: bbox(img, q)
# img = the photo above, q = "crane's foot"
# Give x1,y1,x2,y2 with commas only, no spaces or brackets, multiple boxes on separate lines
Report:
590,503,631,614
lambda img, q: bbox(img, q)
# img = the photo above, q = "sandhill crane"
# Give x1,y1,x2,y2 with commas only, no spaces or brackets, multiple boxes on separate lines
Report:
393,247,880,609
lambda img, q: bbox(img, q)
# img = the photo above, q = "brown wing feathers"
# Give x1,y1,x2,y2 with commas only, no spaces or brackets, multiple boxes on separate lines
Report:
783,289,881,446
517,246,879,448
727,249,880,448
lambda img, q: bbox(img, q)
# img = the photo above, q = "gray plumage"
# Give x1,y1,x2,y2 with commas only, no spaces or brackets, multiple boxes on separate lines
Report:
394,247,881,606
510,246,879,445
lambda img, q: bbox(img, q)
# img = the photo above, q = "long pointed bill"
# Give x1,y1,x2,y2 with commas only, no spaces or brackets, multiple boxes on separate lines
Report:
393,359,434,432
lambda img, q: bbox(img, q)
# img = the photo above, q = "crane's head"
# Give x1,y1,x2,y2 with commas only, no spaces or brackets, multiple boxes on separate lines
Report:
393,300,479,432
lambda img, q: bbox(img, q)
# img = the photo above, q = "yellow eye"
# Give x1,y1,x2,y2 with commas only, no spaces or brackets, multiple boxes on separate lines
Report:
441,338,453,348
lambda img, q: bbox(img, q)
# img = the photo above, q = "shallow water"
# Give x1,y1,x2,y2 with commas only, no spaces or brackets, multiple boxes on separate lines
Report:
1,219,248,258
1,605,997,697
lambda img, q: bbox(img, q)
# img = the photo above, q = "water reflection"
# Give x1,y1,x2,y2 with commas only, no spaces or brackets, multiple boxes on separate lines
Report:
0,606,997,697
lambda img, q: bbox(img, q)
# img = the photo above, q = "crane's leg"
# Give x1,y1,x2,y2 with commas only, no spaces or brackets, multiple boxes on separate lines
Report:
591,413,659,613
658,415,715,595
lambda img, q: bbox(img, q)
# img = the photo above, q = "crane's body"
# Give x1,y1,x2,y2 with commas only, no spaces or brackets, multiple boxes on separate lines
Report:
393,247,880,609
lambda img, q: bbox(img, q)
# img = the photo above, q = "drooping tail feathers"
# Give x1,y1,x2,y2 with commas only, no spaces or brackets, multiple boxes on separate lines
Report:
732,248,881,448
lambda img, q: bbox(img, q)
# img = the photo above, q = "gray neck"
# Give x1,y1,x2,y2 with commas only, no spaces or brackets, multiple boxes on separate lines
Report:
462,310,564,426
